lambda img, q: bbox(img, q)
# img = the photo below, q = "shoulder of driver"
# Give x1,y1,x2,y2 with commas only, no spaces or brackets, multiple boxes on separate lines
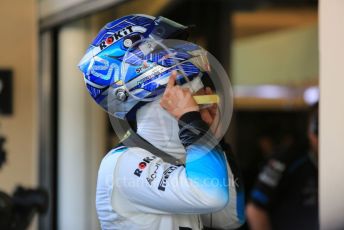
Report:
110,146,228,214
96,145,244,229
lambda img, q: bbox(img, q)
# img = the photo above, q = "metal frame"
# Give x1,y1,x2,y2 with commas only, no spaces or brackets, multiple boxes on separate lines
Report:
38,30,59,230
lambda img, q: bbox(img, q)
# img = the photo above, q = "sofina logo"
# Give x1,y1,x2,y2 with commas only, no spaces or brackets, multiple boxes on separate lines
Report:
135,65,167,87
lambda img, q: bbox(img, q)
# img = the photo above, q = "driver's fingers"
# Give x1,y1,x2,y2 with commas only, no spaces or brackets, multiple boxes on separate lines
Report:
166,70,177,90
205,86,213,95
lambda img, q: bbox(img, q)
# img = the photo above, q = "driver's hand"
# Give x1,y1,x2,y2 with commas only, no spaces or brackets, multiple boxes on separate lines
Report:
160,71,199,119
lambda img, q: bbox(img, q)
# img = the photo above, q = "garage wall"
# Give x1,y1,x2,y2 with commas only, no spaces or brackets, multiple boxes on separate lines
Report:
319,0,344,229
0,0,38,194
232,24,318,86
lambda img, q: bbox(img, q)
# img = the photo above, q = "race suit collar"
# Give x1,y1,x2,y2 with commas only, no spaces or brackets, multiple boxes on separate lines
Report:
136,99,186,160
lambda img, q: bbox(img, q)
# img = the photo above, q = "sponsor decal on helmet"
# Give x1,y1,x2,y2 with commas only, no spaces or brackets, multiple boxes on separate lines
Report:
135,61,154,74
89,56,120,81
135,65,168,87
99,26,147,51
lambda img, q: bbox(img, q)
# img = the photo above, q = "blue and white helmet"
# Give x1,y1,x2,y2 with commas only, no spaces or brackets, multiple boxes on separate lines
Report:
78,14,209,119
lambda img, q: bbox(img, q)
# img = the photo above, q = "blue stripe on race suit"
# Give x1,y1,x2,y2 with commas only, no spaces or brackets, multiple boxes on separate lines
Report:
185,144,229,199
111,146,128,154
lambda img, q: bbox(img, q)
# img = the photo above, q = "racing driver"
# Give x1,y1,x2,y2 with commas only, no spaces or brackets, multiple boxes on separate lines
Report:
78,14,244,230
